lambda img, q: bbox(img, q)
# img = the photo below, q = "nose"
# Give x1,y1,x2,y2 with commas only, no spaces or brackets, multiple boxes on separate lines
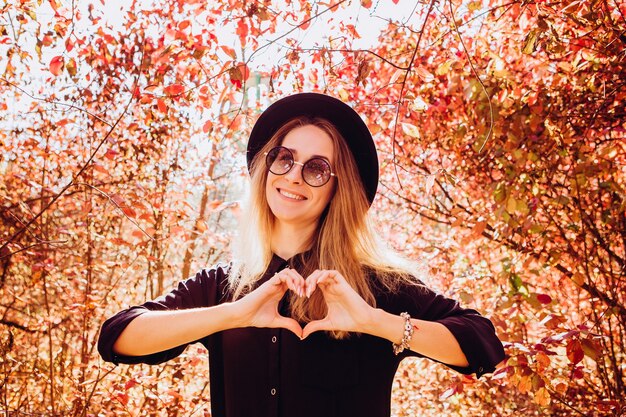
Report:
284,161,304,184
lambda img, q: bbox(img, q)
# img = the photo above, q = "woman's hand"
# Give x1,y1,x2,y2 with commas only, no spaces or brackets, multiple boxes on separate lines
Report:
302,270,375,338
234,268,305,338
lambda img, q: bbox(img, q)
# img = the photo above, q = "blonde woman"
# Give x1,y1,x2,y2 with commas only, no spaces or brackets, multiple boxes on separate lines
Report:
99,93,504,417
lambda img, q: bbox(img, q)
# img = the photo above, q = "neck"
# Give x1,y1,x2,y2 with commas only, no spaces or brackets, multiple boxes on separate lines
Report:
271,220,317,260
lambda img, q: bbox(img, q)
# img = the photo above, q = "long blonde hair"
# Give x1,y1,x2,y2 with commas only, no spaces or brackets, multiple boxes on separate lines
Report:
230,116,422,338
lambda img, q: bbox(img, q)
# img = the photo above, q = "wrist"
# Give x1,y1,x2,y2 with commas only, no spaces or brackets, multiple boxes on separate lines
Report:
361,308,399,339
221,300,246,328
363,309,415,348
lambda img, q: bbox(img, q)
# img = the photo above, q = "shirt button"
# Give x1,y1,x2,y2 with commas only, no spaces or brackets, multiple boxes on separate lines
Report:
271,388,277,396
271,336,277,343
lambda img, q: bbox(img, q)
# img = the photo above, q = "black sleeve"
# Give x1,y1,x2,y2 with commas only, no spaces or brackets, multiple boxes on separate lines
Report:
97,265,230,365
382,282,505,378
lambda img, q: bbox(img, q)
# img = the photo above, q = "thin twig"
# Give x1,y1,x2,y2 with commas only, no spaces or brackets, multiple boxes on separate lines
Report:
0,44,146,256
74,183,155,240
0,78,112,127
389,0,437,190
448,0,494,154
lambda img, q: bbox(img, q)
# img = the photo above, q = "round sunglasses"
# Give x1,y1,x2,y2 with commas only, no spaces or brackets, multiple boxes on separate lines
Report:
264,146,337,187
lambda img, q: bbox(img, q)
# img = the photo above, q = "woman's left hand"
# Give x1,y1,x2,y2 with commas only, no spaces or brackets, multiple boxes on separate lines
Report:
302,270,375,338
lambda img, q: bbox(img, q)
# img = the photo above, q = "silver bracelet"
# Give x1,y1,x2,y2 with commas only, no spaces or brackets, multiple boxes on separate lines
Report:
393,312,416,355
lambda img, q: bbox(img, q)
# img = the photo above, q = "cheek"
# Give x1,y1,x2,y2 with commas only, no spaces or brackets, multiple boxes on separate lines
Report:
318,182,336,205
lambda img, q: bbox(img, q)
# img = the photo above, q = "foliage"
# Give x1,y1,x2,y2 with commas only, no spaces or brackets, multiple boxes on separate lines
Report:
1,0,624,416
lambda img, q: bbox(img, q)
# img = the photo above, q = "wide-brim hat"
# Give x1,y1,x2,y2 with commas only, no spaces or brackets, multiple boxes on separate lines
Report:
246,92,379,205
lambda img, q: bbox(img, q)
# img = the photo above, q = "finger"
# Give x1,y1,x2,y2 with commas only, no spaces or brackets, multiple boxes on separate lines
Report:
315,270,337,287
302,318,331,339
305,270,322,297
274,317,303,338
283,269,306,297
275,270,300,296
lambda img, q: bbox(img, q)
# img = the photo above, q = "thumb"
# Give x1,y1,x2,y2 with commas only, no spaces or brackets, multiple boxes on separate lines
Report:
302,318,330,339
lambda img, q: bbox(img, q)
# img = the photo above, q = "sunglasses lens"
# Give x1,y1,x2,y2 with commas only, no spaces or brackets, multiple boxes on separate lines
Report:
303,159,331,187
266,147,293,175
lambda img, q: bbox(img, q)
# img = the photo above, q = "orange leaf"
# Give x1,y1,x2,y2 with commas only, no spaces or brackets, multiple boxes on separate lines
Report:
157,98,167,113
236,20,248,45
415,65,435,82
220,45,237,59
361,0,373,8
196,219,208,232
345,24,360,39
49,55,64,76
202,120,213,133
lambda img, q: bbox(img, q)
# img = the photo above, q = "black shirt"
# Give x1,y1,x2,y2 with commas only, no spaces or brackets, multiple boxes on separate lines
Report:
98,255,505,417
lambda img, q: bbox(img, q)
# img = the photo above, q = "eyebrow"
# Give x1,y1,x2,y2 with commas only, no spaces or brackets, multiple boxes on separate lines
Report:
285,147,331,162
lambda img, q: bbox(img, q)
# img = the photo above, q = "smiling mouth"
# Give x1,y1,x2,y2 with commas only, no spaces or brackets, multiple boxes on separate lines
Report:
278,188,307,200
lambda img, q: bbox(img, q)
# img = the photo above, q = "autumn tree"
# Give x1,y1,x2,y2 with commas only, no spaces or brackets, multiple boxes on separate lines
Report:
1,0,624,416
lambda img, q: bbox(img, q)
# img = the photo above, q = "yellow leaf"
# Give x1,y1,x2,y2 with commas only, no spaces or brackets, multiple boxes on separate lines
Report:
467,0,482,12
506,196,517,213
534,387,551,406
435,59,453,76
337,88,349,102
522,29,541,55
401,122,420,139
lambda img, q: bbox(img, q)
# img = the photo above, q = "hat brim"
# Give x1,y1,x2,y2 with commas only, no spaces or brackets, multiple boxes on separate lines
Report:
246,93,378,205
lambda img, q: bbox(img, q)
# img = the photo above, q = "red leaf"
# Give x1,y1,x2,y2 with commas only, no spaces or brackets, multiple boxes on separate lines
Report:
65,37,74,52
104,149,119,160
536,294,552,304
361,0,373,8
124,378,138,390
229,64,249,89
164,84,185,96
115,392,129,406
111,194,136,218
566,339,584,364
202,120,213,133
49,56,64,76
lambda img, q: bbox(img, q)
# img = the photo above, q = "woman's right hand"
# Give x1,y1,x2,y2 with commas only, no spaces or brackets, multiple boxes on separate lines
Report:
234,268,305,338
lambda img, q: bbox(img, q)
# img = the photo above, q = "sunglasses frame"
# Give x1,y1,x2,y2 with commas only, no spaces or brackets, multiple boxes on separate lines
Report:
264,146,337,187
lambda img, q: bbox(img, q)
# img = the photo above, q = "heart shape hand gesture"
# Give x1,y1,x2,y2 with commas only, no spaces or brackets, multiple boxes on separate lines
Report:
235,268,374,339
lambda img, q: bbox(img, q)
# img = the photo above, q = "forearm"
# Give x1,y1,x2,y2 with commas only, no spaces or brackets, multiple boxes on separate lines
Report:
113,302,240,356
364,308,469,367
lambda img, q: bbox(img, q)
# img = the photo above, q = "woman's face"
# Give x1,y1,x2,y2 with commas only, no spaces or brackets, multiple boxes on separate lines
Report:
265,124,336,229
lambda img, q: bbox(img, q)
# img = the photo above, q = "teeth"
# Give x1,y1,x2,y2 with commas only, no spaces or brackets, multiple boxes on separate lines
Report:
279,189,305,200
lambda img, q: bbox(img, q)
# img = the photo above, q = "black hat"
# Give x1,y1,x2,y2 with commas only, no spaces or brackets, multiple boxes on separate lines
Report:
246,92,379,205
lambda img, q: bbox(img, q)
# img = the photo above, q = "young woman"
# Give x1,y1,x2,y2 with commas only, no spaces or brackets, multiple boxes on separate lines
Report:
98,93,505,417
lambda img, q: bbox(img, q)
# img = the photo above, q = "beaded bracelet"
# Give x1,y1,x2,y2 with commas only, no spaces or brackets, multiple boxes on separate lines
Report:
392,312,416,355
